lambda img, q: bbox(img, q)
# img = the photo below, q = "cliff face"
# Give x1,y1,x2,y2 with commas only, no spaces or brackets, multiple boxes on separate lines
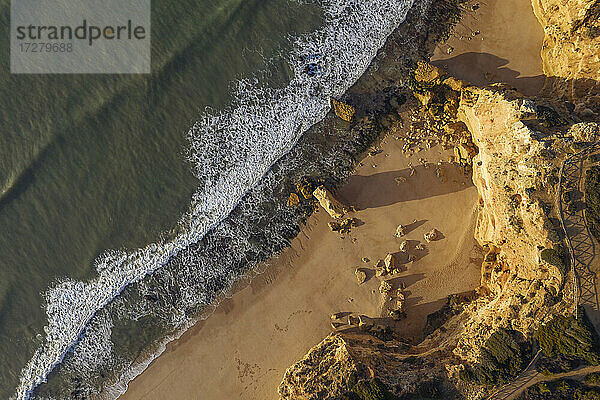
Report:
532,0,600,115
454,84,575,361
461,87,561,288
278,334,361,400
279,332,461,400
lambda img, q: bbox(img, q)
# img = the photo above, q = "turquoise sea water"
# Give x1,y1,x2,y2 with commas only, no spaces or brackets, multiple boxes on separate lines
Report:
0,0,415,397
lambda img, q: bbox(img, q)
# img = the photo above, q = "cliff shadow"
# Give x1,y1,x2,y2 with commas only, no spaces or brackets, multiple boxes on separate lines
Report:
338,163,473,210
432,52,600,116
431,52,546,97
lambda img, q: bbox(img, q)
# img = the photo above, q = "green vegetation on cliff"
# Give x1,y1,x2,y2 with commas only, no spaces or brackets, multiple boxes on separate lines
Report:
540,247,568,277
585,166,600,241
517,378,600,400
536,311,600,367
460,329,532,386
585,372,600,386
342,379,397,400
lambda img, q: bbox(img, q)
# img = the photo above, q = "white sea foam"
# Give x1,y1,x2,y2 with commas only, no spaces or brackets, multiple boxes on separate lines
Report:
14,0,414,398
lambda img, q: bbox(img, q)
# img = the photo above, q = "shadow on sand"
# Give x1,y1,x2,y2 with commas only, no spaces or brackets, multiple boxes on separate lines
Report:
431,52,546,97
339,162,473,210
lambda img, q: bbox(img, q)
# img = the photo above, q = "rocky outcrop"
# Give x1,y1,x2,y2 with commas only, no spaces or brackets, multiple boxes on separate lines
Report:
313,185,348,219
279,78,590,398
278,333,458,400
453,83,581,362
532,0,600,115
278,334,361,400
460,86,563,289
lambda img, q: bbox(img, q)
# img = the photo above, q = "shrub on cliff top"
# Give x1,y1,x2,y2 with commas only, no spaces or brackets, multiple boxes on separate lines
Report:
459,329,532,386
585,372,600,386
537,105,566,128
517,378,600,400
540,247,568,277
535,310,600,366
342,379,397,400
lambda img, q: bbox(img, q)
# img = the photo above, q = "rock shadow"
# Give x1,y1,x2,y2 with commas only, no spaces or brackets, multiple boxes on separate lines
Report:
403,219,427,234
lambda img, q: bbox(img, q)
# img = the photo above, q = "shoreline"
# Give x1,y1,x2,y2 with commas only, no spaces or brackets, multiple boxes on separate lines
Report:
121,128,482,400
120,0,547,398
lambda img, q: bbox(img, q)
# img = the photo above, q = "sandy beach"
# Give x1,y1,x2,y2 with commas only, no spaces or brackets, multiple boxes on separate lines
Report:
431,0,545,96
121,0,546,399
121,131,481,400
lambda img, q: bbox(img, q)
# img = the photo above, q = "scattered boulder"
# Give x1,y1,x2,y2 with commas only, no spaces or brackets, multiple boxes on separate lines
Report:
328,221,341,231
384,253,397,270
296,178,314,200
361,257,370,263
287,193,300,207
379,281,392,294
355,268,367,285
328,218,360,233
395,224,407,237
424,229,440,243
330,312,345,320
313,185,347,219
399,240,409,252
413,61,445,85
395,300,405,312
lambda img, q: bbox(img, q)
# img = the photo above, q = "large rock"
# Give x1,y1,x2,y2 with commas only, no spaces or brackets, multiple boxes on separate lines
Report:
384,253,396,270
413,61,445,85
394,224,407,237
355,268,367,285
313,185,347,219
379,281,392,294
424,229,440,243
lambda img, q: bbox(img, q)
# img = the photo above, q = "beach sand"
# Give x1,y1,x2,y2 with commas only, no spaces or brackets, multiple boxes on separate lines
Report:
121,130,481,400
431,0,545,96
121,0,545,399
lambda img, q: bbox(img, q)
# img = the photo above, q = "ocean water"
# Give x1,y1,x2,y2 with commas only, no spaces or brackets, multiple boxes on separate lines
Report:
0,0,416,398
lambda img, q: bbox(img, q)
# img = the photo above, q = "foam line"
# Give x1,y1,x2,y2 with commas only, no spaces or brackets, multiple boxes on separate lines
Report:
14,1,414,398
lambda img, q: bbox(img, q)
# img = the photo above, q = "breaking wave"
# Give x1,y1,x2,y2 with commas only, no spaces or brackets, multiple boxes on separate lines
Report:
14,0,414,398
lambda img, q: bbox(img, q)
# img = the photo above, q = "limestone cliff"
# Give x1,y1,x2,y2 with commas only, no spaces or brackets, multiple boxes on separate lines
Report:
454,84,575,362
278,75,587,399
